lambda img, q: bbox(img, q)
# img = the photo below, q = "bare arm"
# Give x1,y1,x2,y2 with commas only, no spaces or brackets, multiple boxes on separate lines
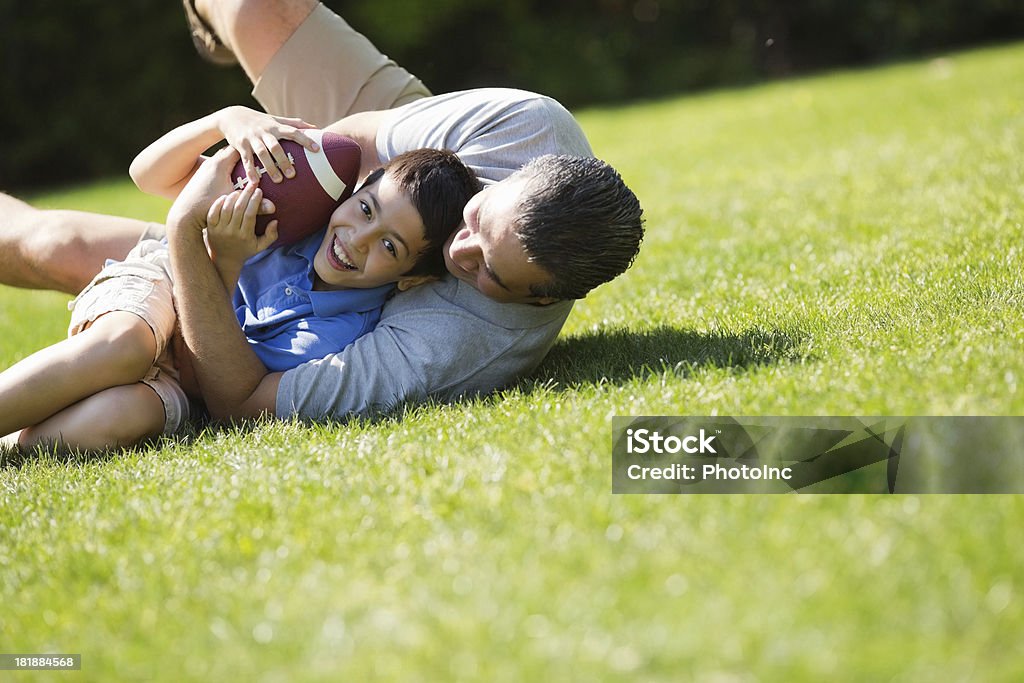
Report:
129,112,223,200
130,106,318,201
165,148,282,419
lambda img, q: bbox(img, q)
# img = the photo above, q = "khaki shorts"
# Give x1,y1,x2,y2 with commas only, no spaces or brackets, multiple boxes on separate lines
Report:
68,239,190,434
252,3,432,127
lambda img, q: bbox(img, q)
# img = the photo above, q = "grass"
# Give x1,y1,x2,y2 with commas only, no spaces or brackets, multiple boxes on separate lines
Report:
3,43,1024,681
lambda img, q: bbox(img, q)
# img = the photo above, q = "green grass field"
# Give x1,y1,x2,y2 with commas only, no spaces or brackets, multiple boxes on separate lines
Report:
2,43,1023,681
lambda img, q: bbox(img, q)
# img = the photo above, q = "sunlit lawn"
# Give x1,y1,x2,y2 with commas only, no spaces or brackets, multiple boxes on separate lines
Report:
2,42,1023,681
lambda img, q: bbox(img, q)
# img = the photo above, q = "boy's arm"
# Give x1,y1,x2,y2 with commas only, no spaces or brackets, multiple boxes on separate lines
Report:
130,106,319,201
129,112,225,200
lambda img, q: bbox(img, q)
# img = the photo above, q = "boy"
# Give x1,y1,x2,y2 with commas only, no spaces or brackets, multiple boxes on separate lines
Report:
0,108,479,452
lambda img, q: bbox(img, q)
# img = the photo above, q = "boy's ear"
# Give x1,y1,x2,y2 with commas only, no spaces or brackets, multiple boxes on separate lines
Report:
396,274,438,291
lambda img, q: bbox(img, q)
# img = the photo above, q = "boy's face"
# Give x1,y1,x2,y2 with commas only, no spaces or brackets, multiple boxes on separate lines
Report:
313,173,427,290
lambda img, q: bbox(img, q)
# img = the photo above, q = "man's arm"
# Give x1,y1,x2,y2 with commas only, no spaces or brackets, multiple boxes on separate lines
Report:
165,131,570,423
275,286,573,419
165,148,281,420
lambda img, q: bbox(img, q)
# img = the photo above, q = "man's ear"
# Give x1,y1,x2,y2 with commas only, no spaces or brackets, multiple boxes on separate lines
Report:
396,274,437,291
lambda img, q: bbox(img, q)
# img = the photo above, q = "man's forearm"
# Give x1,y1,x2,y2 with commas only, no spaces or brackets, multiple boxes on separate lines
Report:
213,257,244,296
166,217,274,419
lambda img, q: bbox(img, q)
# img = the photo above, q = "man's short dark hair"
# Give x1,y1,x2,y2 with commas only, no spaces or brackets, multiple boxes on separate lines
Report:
511,155,644,300
363,149,481,278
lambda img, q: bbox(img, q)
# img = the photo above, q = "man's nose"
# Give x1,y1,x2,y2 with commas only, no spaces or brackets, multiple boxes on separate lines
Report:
449,230,479,270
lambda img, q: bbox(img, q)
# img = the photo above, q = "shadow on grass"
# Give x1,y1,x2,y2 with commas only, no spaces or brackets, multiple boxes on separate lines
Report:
0,426,211,470
521,324,809,390
0,441,116,470
1,325,810,468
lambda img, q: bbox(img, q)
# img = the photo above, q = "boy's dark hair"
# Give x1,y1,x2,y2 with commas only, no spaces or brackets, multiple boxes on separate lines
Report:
360,149,481,278
511,155,644,300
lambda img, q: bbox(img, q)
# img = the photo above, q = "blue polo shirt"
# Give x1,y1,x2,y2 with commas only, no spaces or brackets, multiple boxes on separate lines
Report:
233,230,394,372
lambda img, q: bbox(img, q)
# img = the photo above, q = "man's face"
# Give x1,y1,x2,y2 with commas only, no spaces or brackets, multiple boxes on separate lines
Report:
443,179,558,305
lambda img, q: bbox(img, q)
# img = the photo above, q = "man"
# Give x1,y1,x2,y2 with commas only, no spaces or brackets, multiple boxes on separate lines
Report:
0,0,643,421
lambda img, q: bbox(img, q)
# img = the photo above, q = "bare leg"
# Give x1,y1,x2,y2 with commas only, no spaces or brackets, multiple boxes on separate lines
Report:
18,383,166,452
195,0,318,83
0,192,149,294
0,312,156,436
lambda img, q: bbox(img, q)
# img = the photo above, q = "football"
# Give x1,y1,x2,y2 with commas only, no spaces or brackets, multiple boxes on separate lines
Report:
229,130,362,246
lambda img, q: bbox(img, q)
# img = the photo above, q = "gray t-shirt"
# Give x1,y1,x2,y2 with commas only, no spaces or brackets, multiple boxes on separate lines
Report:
276,88,591,418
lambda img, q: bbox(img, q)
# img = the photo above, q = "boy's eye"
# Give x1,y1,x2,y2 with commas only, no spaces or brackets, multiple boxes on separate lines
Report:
383,239,397,257
360,200,372,220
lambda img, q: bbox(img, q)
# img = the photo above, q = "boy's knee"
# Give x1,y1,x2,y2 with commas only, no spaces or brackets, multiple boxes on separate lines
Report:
84,313,159,383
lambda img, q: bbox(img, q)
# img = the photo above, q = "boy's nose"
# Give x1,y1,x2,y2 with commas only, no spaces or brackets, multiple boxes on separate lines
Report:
349,226,373,252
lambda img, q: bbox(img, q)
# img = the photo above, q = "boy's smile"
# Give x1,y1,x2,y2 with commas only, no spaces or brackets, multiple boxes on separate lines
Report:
325,234,358,271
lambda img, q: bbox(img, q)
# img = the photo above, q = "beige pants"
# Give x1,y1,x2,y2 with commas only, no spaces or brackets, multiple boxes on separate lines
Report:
251,3,431,127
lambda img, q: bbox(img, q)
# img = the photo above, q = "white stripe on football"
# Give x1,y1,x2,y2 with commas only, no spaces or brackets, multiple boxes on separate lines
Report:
230,130,362,247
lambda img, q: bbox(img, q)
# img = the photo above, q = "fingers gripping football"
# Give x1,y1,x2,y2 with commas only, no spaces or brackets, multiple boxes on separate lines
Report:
229,130,362,247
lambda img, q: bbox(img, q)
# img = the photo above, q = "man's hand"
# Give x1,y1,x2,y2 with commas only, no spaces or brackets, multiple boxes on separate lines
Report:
216,105,319,185
206,182,279,275
166,147,275,236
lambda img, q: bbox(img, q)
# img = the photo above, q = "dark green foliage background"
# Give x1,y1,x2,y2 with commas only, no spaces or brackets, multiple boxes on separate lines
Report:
2,0,1022,189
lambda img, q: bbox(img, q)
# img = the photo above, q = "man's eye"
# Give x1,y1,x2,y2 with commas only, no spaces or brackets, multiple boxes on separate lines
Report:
383,239,397,257
360,201,372,219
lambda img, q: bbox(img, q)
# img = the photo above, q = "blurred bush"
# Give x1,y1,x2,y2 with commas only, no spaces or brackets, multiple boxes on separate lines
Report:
2,0,1022,189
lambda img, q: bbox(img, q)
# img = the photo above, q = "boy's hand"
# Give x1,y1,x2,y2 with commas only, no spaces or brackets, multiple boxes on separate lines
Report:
217,105,319,185
205,182,280,270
